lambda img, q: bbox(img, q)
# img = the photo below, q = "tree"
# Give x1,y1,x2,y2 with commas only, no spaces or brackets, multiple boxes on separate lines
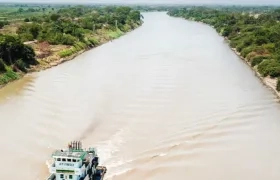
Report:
80,18,94,30
222,27,232,37
18,8,24,13
17,23,41,40
29,24,41,39
277,78,280,91
0,59,6,72
19,33,33,42
129,11,141,22
0,34,37,66
50,14,61,21
0,21,9,29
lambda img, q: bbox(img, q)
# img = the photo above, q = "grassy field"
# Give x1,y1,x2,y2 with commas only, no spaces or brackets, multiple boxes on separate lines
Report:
0,4,59,20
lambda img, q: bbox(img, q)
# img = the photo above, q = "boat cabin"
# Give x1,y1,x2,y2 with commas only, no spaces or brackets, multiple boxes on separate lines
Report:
47,141,96,180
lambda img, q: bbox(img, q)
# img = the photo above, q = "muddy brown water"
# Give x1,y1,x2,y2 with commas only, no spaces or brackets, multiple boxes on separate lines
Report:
1,12,280,180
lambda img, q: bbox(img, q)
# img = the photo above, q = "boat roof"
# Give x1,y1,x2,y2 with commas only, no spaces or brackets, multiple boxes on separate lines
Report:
52,150,87,160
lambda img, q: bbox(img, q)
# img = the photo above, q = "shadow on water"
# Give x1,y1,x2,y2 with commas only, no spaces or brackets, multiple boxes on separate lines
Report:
78,117,102,141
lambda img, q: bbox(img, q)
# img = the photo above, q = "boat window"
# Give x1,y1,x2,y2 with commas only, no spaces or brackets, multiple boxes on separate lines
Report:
69,175,73,179
73,159,76,162
60,174,64,178
62,158,66,162
67,159,71,162
57,158,61,161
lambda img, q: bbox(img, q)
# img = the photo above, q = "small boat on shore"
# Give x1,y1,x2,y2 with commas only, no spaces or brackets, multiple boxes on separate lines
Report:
46,141,107,180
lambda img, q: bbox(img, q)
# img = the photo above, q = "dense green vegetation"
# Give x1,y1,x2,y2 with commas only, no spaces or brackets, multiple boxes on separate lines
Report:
13,6,142,44
0,4,142,86
168,7,280,91
0,34,37,84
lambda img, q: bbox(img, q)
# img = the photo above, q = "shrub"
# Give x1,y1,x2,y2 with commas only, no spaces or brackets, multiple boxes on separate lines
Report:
247,52,258,61
255,36,268,46
88,37,99,46
61,34,76,45
71,47,77,53
50,14,61,21
122,24,131,32
29,24,41,39
263,43,275,53
258,59,280,77
251,56,267,67
30,16,37,21
17,23,41,40
46,32,63,45
241,46,255,58
222,27,232,37
229,41,237,48
0,59,6,72
108,29,124,39
15,59,27,72
243,36,254,46
0,34,37,66
0,21,9,29
277,78,280,91
19,33,34,42
58,48,77,58
0,68,19,84
84,40,92,47
254,46,268,55
74,42,87,51
236,43,245,52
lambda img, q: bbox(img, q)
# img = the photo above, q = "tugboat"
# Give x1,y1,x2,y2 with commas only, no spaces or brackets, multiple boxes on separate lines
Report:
46,141,107,180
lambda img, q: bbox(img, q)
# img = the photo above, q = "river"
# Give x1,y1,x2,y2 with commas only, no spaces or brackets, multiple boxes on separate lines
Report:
1,12,280,180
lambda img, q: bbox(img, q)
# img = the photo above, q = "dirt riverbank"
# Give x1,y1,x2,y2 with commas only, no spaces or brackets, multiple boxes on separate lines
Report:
0,25,142,89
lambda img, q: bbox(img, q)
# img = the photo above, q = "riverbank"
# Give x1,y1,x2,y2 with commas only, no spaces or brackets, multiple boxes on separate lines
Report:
0,5,143,89
29,28,136,72
0,25,142,89
202,20,280,99
168,8,280,99
168,11,280,100
230,45,280,99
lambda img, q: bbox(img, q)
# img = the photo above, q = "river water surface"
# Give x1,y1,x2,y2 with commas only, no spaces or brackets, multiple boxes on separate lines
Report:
1,12,280,180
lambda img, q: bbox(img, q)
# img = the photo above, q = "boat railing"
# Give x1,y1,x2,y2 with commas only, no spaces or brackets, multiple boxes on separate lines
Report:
46,174,56,180
84,174,90,180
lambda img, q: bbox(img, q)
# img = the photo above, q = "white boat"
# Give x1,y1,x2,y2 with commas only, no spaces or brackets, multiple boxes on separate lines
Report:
46,141,107,180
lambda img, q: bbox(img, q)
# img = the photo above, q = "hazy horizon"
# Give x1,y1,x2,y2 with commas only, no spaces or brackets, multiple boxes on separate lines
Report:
0,0,280,6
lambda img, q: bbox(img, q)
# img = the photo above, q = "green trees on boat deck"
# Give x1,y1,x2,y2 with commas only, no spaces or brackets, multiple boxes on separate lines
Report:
168,7,280,91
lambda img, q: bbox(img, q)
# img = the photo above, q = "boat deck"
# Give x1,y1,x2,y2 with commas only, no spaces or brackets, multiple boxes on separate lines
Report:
47,166,107,180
